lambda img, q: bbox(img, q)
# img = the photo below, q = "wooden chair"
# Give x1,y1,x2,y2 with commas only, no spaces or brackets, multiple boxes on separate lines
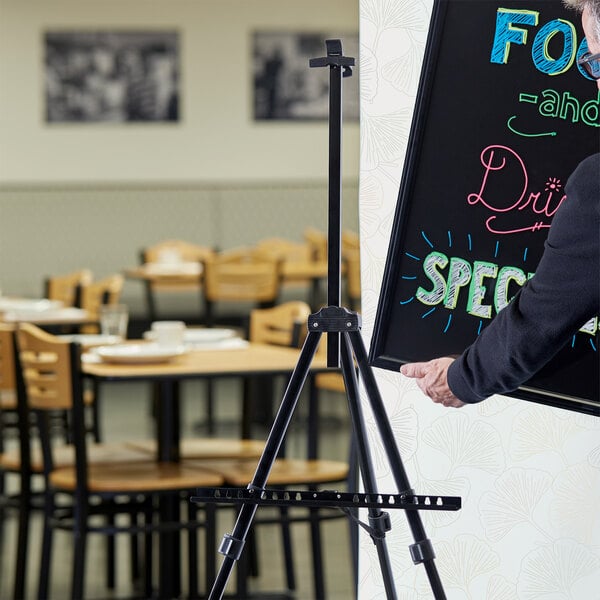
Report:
0,323,33,600
15,323,225,600
197,301,350,599
1,323,151,599
242,300,312,428
254,237,325,309
44,269,93,307
140,240,214,321
0,323,17,437
249,299,311,348
303,227,328,262
304,228,359,309
0,324,17,543
202,247,282,330
342,229,360,252
313,367,346,396
254,237,313,264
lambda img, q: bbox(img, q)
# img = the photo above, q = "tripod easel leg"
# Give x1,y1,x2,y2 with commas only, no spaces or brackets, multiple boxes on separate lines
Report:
339,332,397,600
208,331,322,600
348,330,447,599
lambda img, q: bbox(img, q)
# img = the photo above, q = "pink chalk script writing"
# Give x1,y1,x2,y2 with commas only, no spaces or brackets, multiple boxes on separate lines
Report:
467,144,566,235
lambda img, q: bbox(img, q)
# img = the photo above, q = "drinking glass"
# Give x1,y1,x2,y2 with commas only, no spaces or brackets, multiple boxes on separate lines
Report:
99,304,129,340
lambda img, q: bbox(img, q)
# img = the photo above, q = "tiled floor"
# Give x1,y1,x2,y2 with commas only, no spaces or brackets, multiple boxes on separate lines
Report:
0,378,356,599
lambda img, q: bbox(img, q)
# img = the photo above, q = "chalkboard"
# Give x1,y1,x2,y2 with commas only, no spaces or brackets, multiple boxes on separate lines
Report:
369,0,599,415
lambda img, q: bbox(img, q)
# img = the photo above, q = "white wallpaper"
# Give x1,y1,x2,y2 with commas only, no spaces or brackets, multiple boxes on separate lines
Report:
358,0,600,598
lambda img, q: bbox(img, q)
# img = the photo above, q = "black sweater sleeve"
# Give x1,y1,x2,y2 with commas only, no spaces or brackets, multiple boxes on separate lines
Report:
447,153,600,403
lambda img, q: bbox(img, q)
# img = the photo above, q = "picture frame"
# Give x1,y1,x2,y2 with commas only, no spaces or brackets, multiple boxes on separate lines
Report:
252,30,359,121
44,30,180,123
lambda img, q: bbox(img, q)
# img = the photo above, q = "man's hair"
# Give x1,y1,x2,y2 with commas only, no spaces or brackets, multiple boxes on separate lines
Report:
564,0,600,40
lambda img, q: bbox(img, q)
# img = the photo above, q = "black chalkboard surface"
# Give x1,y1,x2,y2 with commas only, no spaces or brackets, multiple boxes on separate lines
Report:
369,0,599,415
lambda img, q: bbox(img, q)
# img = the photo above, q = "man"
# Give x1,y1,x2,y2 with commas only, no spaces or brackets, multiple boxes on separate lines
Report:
401,0,600,407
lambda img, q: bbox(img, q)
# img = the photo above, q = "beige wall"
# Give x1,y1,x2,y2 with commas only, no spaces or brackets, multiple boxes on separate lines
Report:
0,0,359,311
0,0,359,183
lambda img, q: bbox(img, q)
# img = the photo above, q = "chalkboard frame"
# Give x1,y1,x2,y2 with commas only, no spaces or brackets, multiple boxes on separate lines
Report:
368,0,599,416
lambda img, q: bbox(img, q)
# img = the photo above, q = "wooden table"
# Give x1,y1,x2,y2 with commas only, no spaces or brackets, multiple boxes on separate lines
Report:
83,341,329,459
83,341,326,381
82,341,330,598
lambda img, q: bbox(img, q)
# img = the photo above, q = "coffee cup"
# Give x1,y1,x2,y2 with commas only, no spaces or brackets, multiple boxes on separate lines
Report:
151,321,185,349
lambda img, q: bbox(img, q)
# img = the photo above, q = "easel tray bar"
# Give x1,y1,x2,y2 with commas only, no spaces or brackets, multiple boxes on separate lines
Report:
192,487,461,511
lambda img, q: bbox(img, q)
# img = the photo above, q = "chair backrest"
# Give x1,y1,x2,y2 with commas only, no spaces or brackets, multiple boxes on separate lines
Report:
0,325,17,447
249,301,311,348
342,229,360,252
16,323,91,487
0,323,16,394
45,269,93,307
202,247,281,303
16,323,74,411
78,274,125,332
303,227,328,261
142,239,214,264
254,237,313,264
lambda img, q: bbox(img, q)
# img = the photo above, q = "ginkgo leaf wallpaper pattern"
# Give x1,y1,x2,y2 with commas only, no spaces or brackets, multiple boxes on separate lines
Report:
358,0,600,598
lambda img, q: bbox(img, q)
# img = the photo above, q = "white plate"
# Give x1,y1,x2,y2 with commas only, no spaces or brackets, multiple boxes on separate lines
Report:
0,298,63,312
144,328,237,344
2,307,87,322
58,334,122,347
188,338,249,351
183,328,237,343
95,343,186,364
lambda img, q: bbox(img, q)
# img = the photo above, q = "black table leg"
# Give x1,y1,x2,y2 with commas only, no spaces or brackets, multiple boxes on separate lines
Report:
156,379,181,599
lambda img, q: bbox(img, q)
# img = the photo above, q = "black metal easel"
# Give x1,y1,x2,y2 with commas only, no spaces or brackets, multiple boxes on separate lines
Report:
194,40,459,600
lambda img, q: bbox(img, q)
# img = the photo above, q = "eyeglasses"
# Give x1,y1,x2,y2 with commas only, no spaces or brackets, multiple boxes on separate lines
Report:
578,51,600,80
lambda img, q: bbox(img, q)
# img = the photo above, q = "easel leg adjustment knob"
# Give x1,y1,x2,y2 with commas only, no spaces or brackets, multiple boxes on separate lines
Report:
368,511,392,539
218,533,245,560
409,539,435,564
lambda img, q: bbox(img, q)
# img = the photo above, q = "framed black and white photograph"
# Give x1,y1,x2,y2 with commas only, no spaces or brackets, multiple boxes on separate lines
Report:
252,31,359,121
44,30,180,123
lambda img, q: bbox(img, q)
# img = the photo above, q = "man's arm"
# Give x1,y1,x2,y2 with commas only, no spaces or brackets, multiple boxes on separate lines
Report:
402,154,599,406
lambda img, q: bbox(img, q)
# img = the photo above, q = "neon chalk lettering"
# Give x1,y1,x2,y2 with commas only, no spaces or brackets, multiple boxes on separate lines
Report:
416,252,529,320
491,8,594,79
413,250,597,337
467,145,566,235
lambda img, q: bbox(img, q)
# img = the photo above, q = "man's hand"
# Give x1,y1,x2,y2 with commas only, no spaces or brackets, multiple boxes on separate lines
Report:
400,357,466,408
